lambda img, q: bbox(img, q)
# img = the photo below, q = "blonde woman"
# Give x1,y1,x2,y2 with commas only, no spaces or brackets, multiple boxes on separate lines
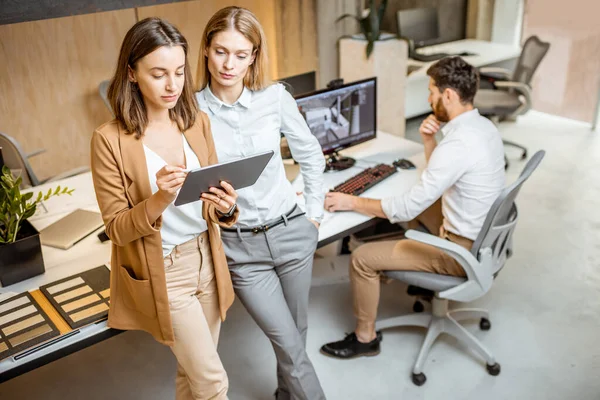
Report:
196,7,326,400
91,18,238,399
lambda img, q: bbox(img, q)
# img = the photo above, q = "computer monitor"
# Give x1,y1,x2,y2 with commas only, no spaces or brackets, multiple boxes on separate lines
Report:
279,71,317,97
295,77,377,171
397,8,440,48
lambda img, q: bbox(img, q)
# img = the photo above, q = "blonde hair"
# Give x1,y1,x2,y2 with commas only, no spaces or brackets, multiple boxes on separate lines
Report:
197,6,270,91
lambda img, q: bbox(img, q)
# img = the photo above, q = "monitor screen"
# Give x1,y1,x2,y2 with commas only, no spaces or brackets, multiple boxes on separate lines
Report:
397,8,440,48
295,77,377,155
280,71,316,97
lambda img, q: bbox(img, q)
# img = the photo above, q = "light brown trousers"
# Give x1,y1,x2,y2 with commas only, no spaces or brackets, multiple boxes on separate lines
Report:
351,200,472,326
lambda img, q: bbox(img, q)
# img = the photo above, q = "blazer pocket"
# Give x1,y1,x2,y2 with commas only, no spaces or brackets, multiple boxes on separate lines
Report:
118,265,157,318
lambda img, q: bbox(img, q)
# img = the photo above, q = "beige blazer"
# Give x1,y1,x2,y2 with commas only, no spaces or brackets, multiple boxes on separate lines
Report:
90,112,237,346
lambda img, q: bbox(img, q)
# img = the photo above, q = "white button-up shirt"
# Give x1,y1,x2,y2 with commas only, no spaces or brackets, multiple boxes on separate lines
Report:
197,84,325,227
381,109,505,240
143,135,207,257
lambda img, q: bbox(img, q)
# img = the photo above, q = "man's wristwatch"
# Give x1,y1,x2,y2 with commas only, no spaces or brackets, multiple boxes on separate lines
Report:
217,203,237,218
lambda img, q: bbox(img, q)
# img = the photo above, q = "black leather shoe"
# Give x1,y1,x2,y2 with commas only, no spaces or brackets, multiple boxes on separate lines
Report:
274,388,290,400
320,331,382,359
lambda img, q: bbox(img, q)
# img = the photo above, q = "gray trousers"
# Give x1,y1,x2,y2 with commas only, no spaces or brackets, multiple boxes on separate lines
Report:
221,206,326,400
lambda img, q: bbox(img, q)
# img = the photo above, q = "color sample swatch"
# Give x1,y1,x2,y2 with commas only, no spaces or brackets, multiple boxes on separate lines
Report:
0,292,60,361
39,266,110,329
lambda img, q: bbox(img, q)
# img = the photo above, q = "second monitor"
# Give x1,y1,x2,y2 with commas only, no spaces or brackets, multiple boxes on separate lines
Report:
280,71,316,97
397,8,440,48
295,77,377,171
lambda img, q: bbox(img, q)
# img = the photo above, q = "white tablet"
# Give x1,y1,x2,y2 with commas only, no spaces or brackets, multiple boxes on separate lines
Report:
174,150,274,206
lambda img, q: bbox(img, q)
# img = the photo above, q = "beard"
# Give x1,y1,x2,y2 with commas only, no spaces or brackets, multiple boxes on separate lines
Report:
431,98,450,122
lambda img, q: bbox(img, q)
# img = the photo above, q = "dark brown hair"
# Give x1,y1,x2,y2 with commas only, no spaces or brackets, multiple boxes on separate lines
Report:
427,56,480,104
108,17,198,139
197,6,270,91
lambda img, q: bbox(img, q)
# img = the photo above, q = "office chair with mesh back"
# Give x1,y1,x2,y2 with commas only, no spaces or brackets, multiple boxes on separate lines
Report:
0,132,89,188
98,79,114,117
474,36,550,162
376,151,545,386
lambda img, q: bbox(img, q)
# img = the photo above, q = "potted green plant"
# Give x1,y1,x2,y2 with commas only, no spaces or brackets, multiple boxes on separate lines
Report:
336,0,392,58
0,166,73,286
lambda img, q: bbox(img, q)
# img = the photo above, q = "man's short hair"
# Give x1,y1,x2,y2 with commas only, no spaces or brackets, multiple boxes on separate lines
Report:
426,57,479,104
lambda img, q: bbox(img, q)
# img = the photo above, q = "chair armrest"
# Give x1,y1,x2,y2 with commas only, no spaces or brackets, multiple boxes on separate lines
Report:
42,166,90,184
405,230,480,280
26,148,46,159
494,81,532,97
405,230,494,302
479,67,512,80
494,81,533,116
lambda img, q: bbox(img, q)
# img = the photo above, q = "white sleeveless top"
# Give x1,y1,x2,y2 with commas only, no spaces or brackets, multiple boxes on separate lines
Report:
143,134,207,257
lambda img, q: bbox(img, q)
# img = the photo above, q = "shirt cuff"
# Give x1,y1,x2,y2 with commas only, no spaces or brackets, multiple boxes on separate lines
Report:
305,201,324,223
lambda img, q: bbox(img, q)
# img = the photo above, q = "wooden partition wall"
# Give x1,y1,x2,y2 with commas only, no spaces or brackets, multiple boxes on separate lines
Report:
0,0,318,180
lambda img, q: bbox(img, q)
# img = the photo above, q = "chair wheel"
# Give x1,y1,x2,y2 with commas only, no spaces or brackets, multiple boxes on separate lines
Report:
480,318,491,330
521,151,527,160
412,372,426,386
487,363,501,376
413,301,424,313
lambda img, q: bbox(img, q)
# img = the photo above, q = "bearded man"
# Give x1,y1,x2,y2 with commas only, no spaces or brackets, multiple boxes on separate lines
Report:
320,56,506,359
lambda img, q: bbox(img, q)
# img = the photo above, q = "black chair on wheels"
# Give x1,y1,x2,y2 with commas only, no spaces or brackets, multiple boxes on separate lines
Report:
474,36,550,165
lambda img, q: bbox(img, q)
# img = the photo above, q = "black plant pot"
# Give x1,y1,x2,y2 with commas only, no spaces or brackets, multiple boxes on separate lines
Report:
0,220,45,286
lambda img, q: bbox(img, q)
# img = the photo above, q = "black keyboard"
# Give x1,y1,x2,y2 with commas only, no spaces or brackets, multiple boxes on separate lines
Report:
330,164,397,196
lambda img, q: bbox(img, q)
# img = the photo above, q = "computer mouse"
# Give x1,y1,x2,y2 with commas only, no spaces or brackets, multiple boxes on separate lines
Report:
393,158,416,170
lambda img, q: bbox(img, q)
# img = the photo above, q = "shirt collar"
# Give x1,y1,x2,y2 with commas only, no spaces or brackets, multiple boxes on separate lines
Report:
204,84,252,114
441,108,480,137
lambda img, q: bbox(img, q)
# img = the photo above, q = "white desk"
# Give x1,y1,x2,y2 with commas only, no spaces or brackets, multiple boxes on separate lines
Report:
406,39,521,119
6,173,111,293
0,173,113,380
0,131,424,379
294,131,424,247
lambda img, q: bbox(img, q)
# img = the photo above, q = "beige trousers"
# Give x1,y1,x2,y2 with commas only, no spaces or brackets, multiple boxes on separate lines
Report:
164,232,228,400
351,200,473,326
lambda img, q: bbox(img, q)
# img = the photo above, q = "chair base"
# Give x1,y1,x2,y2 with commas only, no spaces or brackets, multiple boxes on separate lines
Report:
376,297,500,386
503,139,528,160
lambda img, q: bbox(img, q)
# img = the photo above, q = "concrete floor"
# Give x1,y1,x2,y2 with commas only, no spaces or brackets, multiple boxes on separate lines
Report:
1,111,599,399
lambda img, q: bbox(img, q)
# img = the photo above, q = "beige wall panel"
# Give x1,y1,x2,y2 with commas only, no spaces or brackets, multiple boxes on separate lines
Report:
316,0,359,88
273,0,318,81
466,0,494,40
138,0,279,84
0,10,136,181
523,0,600,122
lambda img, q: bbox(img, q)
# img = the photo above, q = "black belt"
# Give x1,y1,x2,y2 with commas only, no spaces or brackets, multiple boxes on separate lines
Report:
222,206,305,233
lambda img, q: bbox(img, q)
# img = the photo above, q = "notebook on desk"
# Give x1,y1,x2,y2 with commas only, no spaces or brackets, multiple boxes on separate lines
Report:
40,209,104,250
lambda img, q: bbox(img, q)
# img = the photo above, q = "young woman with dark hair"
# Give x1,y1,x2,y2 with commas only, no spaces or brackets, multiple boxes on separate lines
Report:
91,17,238,400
